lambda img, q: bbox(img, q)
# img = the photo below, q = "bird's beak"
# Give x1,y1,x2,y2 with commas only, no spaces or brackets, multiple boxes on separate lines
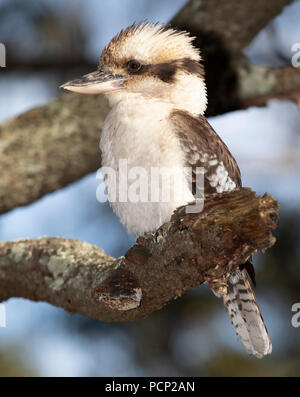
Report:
60,69,127,95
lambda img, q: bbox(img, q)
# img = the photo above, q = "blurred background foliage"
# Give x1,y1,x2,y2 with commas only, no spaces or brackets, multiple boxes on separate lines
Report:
0,0,299,376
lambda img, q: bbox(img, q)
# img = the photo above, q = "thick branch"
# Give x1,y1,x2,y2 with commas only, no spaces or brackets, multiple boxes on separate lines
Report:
172,0,293,58
0,188,279,322
238,61,300,108
0,93,109,214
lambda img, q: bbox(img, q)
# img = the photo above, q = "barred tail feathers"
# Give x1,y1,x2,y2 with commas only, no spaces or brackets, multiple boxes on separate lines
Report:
223,269,272,358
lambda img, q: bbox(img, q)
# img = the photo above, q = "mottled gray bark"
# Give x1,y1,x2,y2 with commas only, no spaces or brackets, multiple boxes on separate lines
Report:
172,0,293,58
237,62,300,108
0,189,279,322
0,93,109,214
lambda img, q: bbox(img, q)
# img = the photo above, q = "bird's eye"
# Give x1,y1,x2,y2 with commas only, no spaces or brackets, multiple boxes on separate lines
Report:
126,60,142,72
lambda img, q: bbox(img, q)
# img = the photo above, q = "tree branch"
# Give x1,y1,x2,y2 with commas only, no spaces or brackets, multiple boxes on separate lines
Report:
0,93,109,214
172,0,293,58
0,188,279,322
237,61,300,108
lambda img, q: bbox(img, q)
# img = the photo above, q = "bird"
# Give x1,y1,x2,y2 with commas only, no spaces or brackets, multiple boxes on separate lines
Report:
61,22,272,358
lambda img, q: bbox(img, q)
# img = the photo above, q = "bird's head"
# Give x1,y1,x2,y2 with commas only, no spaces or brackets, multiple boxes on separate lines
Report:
61,23,207,114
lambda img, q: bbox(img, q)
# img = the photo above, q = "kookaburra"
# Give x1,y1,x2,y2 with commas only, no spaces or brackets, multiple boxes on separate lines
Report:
61,23,272,358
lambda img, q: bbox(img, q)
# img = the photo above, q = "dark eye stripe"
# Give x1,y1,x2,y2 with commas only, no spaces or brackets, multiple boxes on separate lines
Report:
124,57,204,83
145,62,178,83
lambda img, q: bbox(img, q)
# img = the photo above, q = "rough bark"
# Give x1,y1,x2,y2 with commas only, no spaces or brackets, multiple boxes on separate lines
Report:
0,188,279,322
0,93,109,214
172,0,294,58
238,61,300,108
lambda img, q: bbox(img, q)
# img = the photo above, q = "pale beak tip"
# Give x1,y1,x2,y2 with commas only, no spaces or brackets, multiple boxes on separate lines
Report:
60,83,69,90
60,83,79,93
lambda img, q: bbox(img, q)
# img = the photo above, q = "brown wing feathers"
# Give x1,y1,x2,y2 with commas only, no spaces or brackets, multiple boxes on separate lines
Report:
170,110,241,198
